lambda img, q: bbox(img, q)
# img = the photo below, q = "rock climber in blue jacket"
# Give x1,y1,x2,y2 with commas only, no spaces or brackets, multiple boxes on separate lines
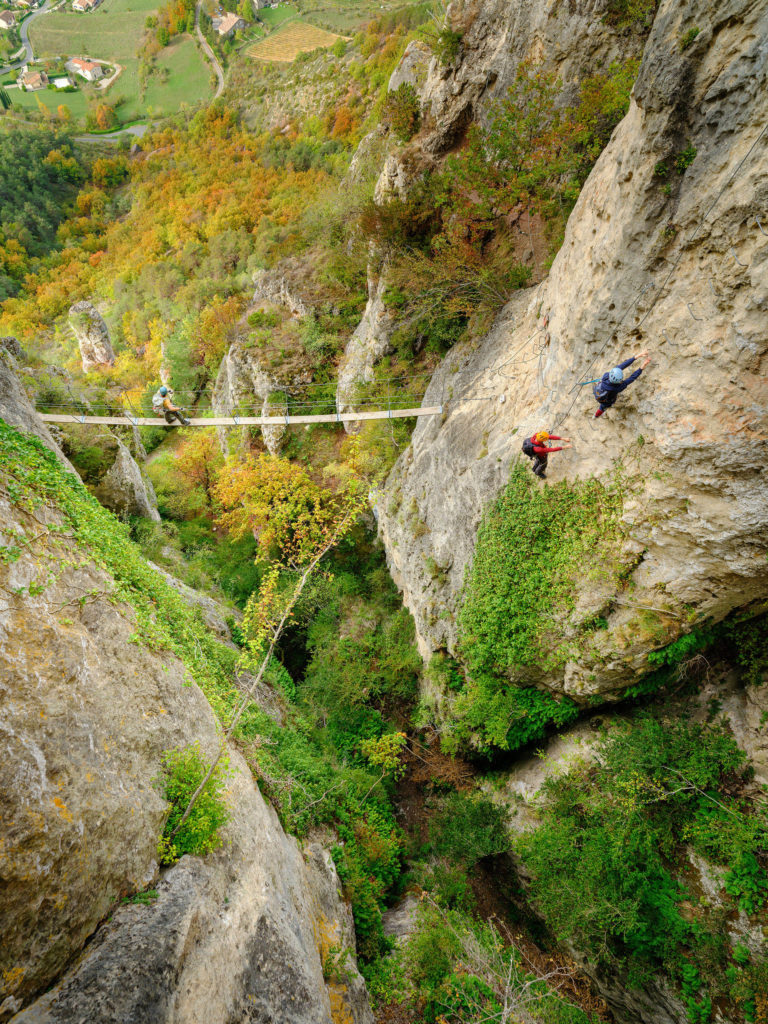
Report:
593,349,651,417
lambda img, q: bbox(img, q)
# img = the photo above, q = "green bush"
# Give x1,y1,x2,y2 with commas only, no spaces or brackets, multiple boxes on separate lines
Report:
433,27,462,64
428,791,509,867
447,464,628,754
459,465,627,678
156,743,231,864
517,716,767,991
382,82,421,143
603,0,657,27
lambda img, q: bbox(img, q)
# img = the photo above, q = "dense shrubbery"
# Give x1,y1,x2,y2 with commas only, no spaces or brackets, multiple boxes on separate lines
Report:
366,901,598,1024
156,743,231,864
519,717,768,1008
441,464,628,755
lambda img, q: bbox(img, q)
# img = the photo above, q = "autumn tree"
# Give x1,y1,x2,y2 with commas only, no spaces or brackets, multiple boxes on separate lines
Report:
216,455,344,566
174,429,223,510
170,449,368,839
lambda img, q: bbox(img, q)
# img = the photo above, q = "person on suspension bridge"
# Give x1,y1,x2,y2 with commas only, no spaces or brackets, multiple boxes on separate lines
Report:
521,430,573,480
152,384,191,426
592,349,651,418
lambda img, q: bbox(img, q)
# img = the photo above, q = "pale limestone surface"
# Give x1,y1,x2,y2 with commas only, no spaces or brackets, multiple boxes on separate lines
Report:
92,436,161,522
68,301,115,373
0,405,371,1023
212,265,313,455
336,272,394,430
377,0,768,699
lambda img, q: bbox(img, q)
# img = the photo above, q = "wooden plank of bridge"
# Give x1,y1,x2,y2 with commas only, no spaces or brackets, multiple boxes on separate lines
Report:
38,407,443,427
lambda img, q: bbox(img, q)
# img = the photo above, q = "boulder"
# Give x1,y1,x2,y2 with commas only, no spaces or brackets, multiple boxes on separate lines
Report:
148,560,238,643
68,301,115,373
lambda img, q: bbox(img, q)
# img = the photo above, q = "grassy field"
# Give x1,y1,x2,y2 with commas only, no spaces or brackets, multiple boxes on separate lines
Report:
247,19,345,61
29,1,148,60
296,0,426,33
256,6,298,28
11,35,212,123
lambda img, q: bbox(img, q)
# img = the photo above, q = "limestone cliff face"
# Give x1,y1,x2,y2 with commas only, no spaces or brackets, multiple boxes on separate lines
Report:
68,301,115,374
91,435,162,522
377,0,768,697
212,266,314,455
0,407,371,1022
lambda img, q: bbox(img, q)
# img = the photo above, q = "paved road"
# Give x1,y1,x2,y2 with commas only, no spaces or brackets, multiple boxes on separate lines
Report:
0,0,54,76
194,0,224,100
74,123,150,142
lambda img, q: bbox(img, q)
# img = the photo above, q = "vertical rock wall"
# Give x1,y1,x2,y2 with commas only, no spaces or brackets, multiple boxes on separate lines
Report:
376,0,768,698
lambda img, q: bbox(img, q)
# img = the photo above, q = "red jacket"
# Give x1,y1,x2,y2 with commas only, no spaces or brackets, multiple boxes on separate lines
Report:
531,435,564,457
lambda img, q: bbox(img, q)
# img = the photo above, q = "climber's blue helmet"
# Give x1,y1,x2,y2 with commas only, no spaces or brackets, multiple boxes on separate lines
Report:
608,367,624,384
159,385,168,396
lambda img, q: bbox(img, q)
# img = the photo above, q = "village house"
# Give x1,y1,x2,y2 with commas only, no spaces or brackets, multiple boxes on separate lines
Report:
212,11,246,37
72,0,101,12
66,56,103,81
20,69,48,90
0,10,16,28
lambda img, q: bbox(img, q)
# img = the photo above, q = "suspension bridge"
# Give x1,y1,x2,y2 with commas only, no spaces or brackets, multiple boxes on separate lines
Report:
34,370,449,428
31,119,767,435
37,406,443,428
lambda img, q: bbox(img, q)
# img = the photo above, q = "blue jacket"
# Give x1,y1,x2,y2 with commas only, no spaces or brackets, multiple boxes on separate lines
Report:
593,357,643,407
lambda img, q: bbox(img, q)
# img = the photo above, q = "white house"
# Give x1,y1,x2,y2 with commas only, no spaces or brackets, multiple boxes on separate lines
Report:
66,56,103,81
72,0,101,12
0,10,16,28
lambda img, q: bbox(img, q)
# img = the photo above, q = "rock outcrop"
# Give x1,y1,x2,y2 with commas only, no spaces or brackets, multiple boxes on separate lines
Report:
0,348,76,474
377,0,768,696
336,272,395,430
0,417,371,1023
212,341,286,456
148,560,238,643
92,436,161,522
68,301,115,373
212,265,317,455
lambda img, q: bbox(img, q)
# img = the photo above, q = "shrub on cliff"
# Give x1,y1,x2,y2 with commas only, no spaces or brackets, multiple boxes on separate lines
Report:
518,717,767,1006
156,743,231,865
382,82,421,143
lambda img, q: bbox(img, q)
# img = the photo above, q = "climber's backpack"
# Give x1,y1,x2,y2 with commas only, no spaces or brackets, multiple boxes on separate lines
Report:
151,390,166,416
521,436,536,458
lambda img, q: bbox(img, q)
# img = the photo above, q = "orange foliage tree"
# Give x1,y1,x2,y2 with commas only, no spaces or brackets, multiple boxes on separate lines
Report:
215,454,342,566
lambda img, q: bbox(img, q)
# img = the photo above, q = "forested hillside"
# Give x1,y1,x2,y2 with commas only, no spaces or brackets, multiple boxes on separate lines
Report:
1,0,767,1022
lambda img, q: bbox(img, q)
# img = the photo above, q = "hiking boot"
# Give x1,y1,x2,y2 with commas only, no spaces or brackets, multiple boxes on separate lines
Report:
594,408,604,418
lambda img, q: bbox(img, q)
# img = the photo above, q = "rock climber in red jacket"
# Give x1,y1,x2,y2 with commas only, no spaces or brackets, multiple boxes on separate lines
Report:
521,430,573,480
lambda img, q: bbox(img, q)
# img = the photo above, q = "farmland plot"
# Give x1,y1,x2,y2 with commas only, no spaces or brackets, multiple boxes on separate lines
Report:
247,21,345,62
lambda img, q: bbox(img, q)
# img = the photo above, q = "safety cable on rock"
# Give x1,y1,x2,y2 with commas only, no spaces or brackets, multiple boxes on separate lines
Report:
549,118,768,431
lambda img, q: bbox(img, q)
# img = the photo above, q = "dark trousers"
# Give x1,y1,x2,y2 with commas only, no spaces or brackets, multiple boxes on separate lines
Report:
164,410,187,425
531,455,547,477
